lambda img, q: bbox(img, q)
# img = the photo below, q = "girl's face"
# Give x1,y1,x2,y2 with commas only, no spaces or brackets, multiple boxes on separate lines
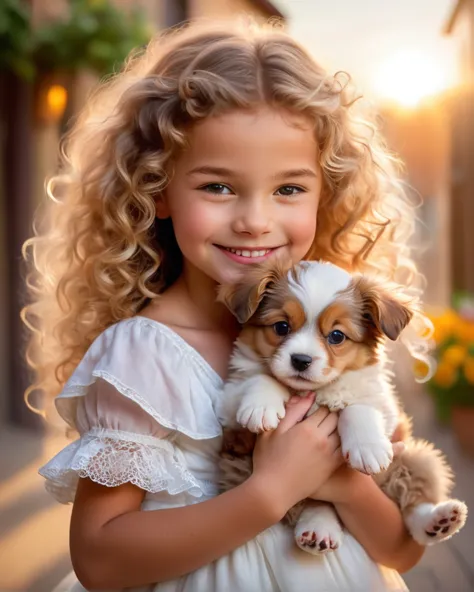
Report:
159,106,322,286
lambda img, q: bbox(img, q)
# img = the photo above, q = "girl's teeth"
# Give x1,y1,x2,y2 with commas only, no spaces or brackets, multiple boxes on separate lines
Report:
226,248,270,258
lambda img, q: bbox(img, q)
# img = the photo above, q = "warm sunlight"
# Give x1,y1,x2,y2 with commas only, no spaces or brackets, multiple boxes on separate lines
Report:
373,50,453,107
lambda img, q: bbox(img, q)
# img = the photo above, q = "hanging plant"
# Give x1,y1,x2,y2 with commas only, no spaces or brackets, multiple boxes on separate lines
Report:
32,0,152,75
0,0,34,79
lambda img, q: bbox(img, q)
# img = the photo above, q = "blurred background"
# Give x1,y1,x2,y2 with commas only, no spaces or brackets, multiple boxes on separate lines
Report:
1,0,474,590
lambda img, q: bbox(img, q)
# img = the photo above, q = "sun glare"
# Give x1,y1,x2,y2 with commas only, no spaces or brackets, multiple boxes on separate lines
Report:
374,50,452,107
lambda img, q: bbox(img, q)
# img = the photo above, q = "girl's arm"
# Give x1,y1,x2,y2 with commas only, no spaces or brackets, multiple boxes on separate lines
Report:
71,397,342,589
71,474,279,589
313,464,424,573
334,471,424,572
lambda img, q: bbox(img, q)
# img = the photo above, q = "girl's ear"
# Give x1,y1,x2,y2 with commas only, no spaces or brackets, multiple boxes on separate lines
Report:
155,194,170,219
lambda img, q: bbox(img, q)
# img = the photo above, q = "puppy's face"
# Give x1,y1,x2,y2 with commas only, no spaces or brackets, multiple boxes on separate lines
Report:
220,261,413,391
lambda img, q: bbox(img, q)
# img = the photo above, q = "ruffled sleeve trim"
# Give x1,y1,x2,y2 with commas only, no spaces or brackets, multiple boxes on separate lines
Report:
55,317,223,440
39,427,218,504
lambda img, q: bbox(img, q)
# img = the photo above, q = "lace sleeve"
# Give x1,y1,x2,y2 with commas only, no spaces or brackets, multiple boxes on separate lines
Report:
39,380,207,503
39,428,205,504
39,318,223,503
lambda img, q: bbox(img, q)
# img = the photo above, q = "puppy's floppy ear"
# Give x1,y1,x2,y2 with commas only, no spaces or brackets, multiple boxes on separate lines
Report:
218,259,290,324
354,277,413,341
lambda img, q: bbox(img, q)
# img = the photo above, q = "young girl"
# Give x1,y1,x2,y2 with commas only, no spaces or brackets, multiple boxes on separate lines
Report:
26,19,429,592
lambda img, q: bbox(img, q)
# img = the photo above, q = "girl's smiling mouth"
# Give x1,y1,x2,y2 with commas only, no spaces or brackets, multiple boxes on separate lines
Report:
215,244,282,263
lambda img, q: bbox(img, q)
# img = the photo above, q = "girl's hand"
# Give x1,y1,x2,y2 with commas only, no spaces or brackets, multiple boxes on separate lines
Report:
250,394,343,516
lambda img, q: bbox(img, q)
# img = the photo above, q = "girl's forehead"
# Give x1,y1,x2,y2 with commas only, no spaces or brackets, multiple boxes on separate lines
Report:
192,106,314,135
177,107,319,167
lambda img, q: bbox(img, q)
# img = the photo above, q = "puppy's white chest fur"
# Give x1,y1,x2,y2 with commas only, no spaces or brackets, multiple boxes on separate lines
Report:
310,362,400,438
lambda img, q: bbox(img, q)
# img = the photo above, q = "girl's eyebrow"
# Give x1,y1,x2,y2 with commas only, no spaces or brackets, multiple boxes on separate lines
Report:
186,166,318,179
187,166,236,177
272,168,318,180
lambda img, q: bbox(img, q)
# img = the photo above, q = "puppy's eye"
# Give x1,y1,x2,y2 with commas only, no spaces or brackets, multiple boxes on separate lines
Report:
273,321,290,336
328,330,346,345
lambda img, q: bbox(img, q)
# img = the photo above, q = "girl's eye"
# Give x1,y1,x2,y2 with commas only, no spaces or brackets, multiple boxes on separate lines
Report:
199,183,233,195
275,185,304,197
327,330,346,345
273,321,291,336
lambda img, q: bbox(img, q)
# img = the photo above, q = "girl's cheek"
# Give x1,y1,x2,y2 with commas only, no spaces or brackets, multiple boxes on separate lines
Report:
290,209,318,246
173,203,225,238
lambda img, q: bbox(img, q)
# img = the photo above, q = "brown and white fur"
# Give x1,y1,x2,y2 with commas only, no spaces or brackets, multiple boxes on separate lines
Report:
216,260,467,555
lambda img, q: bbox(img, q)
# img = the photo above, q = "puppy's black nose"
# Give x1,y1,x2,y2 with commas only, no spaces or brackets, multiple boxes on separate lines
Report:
291,353,312,372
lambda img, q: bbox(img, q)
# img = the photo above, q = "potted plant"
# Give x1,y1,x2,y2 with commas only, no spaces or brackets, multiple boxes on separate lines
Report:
426,293,474,456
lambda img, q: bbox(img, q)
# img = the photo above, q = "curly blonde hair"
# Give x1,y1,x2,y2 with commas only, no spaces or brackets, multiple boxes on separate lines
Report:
23,19,431,415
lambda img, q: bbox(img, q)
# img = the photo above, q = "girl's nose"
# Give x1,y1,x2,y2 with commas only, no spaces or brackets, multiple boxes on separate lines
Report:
231,198,272,237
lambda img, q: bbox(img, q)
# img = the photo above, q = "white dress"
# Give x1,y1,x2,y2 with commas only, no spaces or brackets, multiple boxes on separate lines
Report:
39,316,409,592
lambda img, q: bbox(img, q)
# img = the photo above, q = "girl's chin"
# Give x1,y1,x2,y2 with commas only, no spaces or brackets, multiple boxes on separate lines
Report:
214,268,249,285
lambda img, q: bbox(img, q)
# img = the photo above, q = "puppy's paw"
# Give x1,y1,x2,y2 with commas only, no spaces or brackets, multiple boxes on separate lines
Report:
236,402,285,433
343,436,393,474
407,500,468,546
295,516,343,555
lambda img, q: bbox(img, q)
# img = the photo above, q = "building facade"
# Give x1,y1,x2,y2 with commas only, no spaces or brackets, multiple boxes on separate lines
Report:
445,0,474,295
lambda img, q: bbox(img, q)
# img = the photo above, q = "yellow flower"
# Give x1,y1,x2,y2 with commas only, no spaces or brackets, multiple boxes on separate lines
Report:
430,309,458,344
458,321,474,344
432,327,446,345
464,358,474,385
433,361,458,388
414,360,431,381
442,345,467,367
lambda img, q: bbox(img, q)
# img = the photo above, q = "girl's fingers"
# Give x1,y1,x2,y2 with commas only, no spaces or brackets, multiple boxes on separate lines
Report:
276,393,316,433
327,431,341,452
321,411,339,434
303,405,338,433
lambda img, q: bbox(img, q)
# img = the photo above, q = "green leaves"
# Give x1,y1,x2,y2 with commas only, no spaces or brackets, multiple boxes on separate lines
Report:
34,0,151,74
0,0,151,79
0,0,34,79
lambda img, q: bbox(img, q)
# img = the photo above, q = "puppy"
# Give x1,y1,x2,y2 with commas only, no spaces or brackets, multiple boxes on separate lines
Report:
217,260,467,555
